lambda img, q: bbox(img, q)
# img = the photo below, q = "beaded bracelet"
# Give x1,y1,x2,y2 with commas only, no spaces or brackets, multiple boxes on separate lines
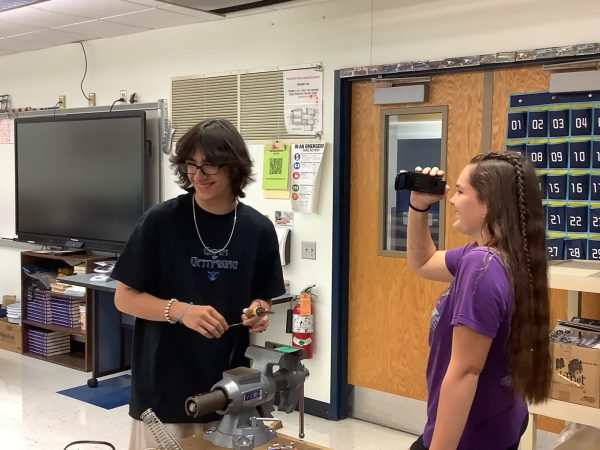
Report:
176,302,193,324
165,298,178,324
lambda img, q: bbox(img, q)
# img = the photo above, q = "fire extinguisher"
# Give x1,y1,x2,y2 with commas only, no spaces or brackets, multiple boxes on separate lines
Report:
291,285,315,359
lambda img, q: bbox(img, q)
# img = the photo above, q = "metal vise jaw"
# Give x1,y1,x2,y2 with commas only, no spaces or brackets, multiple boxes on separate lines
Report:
186,345,309,450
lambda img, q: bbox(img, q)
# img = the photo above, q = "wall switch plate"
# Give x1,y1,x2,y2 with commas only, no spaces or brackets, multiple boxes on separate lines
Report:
88,92,96,107
301,241,316,260
120,90,127,101
58,95,66,108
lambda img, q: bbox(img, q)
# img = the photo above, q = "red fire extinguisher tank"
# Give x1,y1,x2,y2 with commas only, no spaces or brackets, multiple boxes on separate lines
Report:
292,288,314,358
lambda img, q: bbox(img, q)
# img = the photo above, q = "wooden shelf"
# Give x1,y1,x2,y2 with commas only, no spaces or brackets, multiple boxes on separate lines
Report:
22,319,86,337
548,260,600,293
520,261,600,450
529,398,600,428
21,251,94,262
20,250,99,372
23,350,86,371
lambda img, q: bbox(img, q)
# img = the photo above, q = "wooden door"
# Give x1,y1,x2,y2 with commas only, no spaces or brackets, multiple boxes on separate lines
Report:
347,65,600,433
348,72,484,399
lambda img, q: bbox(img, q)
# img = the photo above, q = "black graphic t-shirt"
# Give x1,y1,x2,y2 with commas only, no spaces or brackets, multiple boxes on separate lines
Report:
111,193,285,423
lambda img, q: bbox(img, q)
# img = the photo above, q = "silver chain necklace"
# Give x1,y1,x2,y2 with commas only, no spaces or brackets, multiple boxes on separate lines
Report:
192,195,237,255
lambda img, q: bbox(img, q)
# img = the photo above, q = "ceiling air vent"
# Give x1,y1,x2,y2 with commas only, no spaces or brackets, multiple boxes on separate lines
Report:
158,0,295,16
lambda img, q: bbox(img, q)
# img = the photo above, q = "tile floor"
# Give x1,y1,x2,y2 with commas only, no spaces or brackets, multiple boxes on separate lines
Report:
0,349,559,449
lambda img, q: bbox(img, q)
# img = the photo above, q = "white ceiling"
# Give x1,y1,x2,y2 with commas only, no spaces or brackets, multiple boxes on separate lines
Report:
0,0,325,56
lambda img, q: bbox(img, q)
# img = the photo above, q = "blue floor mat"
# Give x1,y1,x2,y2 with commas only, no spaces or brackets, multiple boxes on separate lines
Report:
58,374,131,409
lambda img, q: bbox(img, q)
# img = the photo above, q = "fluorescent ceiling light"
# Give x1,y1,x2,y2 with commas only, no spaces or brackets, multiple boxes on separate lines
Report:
0,0,49,13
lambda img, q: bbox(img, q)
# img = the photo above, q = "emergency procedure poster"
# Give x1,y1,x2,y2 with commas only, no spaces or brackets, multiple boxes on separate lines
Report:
290,143,325,213
283,68,322,135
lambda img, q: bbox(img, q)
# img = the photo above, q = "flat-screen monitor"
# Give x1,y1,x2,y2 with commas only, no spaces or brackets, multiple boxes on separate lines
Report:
15,111,147,251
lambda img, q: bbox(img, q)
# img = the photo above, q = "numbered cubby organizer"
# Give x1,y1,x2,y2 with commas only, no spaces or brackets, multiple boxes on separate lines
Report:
506,91,600,261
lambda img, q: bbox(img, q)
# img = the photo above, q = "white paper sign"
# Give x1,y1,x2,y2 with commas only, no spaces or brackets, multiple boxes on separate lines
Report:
283,68,322,135
290,143,325,213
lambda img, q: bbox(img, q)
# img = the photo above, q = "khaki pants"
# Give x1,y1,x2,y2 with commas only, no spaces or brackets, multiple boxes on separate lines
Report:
129,418,205,450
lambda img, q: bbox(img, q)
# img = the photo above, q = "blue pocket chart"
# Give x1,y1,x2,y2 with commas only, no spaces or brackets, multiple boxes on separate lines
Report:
593,141,600,168
507,91,600,260
589,207,600,233
549,110,569,137
571,109,593,136
506,144,525,157
526,143,547,169
528,111,548,137
565,238,587,260
507,112,527,139
546,174,567,200
546,237,565,260
587,238,600,261
590,175,600,201
569,141,591,168
548,142,568,169
566,204,588,233
538,175,547,198
567,174,590,201
546,204,566,232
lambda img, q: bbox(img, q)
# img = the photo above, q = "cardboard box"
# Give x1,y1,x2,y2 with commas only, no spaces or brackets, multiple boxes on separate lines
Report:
555,426,600,449
550,339,600,408
2,295,16,308
0,318,22,354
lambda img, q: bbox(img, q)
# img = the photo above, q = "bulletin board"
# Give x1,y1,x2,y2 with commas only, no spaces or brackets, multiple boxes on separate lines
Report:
506,91,600,260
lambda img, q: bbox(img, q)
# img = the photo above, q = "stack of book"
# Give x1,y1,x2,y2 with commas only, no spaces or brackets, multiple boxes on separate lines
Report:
50,294,84,329
26,290,52,325
28,329,70,356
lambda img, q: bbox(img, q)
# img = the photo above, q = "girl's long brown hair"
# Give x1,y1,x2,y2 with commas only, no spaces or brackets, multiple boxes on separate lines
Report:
469,152,551,403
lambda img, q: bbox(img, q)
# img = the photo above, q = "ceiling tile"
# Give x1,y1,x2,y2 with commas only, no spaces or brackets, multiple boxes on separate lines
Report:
158,4,222,20
0,47,16,56
122,0,165,6
105,8,204,28
0,36,48,52
13,28,89,45
0,5,90,27
34,0,150,19
0,20,43,37
58,18,149,38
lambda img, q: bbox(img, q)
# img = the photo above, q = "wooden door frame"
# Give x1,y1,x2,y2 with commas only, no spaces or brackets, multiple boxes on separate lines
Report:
330,54,598,421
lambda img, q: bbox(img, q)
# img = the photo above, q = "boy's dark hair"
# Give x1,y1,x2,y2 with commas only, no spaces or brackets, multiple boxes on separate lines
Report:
169,119,254,198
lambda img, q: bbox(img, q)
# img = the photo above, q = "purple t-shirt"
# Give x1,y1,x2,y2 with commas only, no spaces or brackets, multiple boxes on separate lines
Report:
422,244,527,450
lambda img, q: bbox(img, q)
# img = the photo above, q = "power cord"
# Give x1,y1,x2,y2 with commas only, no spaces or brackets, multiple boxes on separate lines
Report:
77,41,90,102
64,440,116,449
109,97,126,112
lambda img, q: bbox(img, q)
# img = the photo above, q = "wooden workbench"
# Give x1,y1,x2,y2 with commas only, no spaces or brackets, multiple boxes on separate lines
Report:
179,432,331,450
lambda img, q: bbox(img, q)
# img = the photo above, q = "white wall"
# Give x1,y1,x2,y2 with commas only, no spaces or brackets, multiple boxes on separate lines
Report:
1,0,600,404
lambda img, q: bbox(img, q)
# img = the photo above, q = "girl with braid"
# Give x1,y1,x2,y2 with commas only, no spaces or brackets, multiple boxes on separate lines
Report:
407,152,551,450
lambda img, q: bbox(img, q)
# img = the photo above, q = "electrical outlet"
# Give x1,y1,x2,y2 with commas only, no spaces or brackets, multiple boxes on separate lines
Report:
88,92,96,107
58,95,66,108
120,90,127,101
301,241,316,260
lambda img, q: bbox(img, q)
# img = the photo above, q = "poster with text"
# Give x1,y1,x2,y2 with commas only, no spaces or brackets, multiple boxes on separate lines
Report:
283,68,322,135
290,143,325,213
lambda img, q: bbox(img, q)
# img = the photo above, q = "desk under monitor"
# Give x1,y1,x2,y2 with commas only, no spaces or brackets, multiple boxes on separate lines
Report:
60,273,132,387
